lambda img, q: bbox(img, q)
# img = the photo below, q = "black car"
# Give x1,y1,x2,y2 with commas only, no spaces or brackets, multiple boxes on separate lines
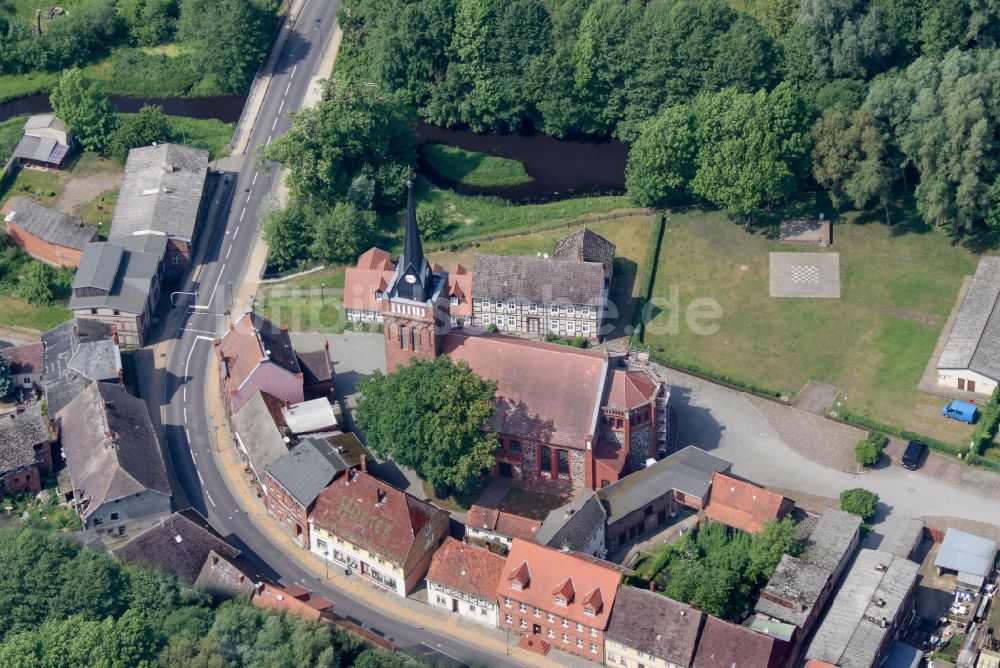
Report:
901,440,927,470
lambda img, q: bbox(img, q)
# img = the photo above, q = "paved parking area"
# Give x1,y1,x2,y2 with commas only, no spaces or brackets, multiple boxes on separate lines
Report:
769,252,841,298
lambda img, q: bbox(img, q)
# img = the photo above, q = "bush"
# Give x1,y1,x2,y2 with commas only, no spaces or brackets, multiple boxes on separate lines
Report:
971,388,1000,455
649,350,782,399
840,488,879,522
836,405,963,457
855,439,879,467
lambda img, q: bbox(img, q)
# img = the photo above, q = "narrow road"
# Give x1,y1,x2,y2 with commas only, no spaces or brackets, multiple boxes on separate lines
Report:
144,3,519,665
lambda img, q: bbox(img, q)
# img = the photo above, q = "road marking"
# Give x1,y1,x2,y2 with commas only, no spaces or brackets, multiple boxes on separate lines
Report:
232,226,240,240
183,407,188,423
206,263,227,308
185,427,191,442
278,99,285,114
272,116,278,130
183,387,187,402
206,491,216,508
267,134,272,145
197,470,205,485
290,64,297,78
421,644,462,664
190,304,209,310
252,172,258,186
284,81,291,96
195,336,215,342
240,207,246,221
184,342,197,379
226,245,232,259
246,191,252,203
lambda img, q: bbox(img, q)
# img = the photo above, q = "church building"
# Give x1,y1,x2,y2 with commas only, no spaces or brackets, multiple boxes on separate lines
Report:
364,183,668,491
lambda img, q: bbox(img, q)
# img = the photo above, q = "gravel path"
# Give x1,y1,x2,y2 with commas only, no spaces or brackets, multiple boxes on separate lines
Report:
53,172,121,217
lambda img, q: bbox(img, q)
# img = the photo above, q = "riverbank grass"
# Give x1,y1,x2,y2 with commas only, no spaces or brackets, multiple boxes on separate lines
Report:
644,205,978,445
164,116,232,159
422,143,532,187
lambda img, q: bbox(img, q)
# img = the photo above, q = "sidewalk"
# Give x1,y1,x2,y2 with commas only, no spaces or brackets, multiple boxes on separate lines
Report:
205,364,586,668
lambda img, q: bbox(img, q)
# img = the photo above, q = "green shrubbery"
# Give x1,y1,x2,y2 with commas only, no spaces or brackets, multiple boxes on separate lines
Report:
544,333,587,348
648,350,783,399
840,488,879,523
855,431,889,468
971,388,1000,456
837,405,963,458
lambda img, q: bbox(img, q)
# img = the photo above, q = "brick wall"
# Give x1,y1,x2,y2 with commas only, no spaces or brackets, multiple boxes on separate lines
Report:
7,222,89,268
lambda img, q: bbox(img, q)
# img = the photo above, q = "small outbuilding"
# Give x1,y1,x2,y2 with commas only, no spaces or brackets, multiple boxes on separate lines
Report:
12,114,72,169
4,197,97,268
937,256,1000,396
934,528,998,590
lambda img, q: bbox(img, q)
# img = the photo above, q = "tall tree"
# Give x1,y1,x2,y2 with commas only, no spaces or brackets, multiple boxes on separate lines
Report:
749,517,801,580
178,0,276,93
107,104,169,163
49,68,117,153
811,107,894,218
692,83,812,215
355,355,499,493
309,201,378,264
263,80,416,211
626,105,699,206
0,352,12,398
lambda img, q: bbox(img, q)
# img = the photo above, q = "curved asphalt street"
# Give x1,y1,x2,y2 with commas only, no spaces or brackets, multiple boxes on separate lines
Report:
146,3,519,666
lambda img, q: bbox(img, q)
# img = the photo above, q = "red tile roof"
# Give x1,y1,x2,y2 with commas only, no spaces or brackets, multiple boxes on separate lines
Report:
692,616,789,668
427,538,505,599
704,472,793,534
218,312,300,392
310,470,447,566
448,264,473,317
253,583,333,622
604,369,659,411
593,436,628,482
344,247,395,312
497,539,621,629
466,505,541,541
3,341,42,375
439,332,608,450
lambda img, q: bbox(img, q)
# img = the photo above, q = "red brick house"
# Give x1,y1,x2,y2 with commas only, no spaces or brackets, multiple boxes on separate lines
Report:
497,538,621,662
262,433,369,546
253,583,335,622
703,472,794,533
4,197,97,268
0,405,52,498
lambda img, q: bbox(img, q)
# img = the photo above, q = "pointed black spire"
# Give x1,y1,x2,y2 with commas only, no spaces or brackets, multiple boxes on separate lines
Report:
402,179,424,270
388,178,433,302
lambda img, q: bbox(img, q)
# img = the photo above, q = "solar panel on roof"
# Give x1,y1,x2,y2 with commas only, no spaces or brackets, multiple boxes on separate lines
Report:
47,143,69,164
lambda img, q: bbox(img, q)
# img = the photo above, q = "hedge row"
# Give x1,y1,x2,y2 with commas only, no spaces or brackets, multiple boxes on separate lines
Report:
649,351,783,400
971,387,1000,455
632,212,666,345
836,406,964,457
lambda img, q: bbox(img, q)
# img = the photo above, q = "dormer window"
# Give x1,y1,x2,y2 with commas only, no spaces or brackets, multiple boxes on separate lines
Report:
508,561,530,591
583,606,596,617
553,577,575,607
450,296,459,306
555,596,568,607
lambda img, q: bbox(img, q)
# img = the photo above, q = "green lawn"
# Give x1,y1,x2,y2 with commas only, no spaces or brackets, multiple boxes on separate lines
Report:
416,177,631,245
253,295,345,334
0,115,27,163
498,486,567,521
422,143,532,187
0,294,71,331
77,187,118,238
644,207,981,445
5,169,61,207
164,116,233,159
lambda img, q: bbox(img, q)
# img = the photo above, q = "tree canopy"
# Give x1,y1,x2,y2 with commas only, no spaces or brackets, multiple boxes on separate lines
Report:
840,487,880,522
355,355,499,493
0,352,12,398
50,68,117,154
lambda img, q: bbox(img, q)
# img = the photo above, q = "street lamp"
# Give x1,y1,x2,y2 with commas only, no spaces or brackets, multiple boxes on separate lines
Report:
314,22,323,47
320,282,325,304
323,550,329,579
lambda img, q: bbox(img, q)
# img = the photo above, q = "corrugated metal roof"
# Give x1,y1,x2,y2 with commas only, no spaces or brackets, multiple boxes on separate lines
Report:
934,528,998,579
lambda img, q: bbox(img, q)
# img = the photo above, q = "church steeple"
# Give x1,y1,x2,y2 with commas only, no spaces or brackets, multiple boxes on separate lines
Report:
388,179,433,302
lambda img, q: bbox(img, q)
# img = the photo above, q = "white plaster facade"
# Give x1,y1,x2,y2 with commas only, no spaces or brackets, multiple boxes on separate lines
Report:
427,580,499,628
937,368,997,396
605,638,686,668
308,524,408,597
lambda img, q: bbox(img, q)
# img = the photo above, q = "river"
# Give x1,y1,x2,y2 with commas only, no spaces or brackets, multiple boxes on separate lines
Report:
0,93,246,124
416,121,628,201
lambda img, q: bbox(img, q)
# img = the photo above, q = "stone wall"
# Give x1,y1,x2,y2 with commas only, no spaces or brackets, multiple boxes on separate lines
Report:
629,427,652,471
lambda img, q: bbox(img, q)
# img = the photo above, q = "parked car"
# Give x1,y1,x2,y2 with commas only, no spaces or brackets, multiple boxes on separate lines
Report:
942,400,978,424
901,440,927,470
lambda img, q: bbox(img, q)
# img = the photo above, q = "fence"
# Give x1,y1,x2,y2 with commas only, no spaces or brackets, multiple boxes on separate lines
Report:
423,207,657,253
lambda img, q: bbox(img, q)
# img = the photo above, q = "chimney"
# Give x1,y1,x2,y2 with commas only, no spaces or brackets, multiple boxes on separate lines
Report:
376,489,386,506
323,340,329,351
360,454,367,473
649,581,656,592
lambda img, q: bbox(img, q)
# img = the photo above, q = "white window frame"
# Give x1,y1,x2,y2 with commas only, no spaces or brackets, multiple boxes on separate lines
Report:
562,632,570,644
550,320,560,332
507,316,516,327
566,321,575,334
450,296,459,306
582,322,591,333
550,304,559,315
567,304,575,315
520,619,528,629
506,299,516,310
482,314,491,325
581,305,591,317
529,302,538,312
495,299,503,309
505,613,513,624
577,638,584,649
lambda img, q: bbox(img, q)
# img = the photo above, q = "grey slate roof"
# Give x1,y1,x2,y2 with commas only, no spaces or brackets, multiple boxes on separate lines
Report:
536,493,607,552
41,320,115,416
67,339,122,382
58,382,170,520
0,404,48,474
880,640,923,668
799,507,862,573
756,554,832,627
115,233,167,259
473,253,606,305
194,549,261,600
4,197,96,250
938,256,1000,381
805,549,919,668
881,517,925,560
12,135,67,164
24,114,67,134
599,446,731,524
264,437,351,507
934,528,998,579
605,588,703,665
232,391,292,478
110,143,209,241
70,241,161,315
554,227,616,277
114,510,240,584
